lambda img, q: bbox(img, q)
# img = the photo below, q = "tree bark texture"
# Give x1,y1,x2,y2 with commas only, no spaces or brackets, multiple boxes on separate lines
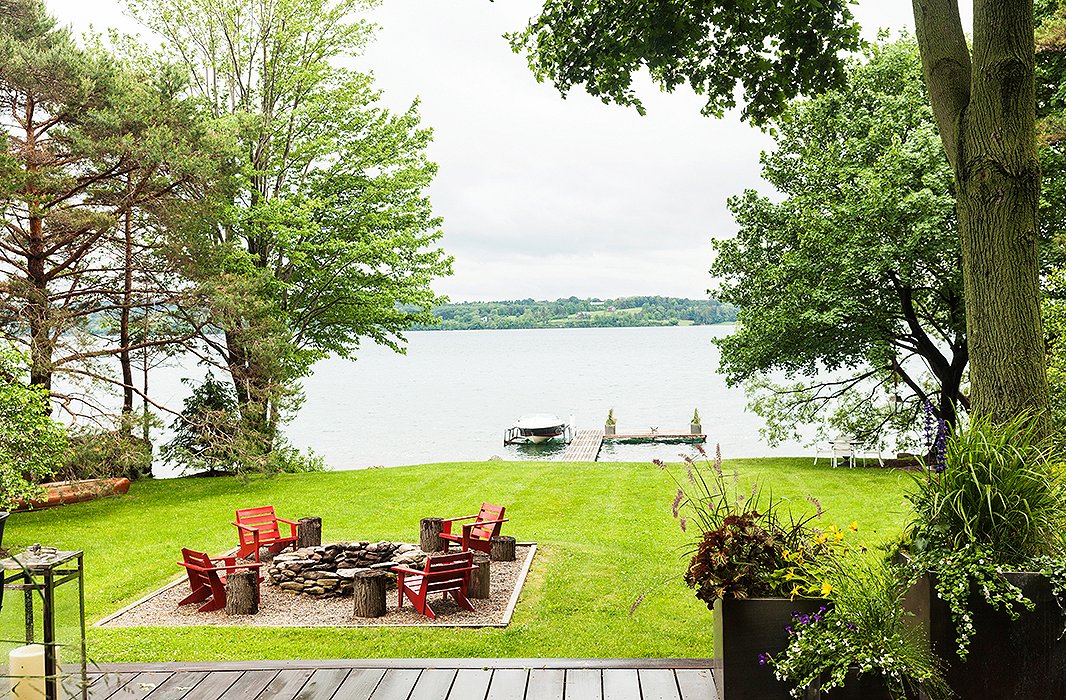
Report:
297,517,322,549
420,517,444,553
490,536,516,562
468,553,490,599
224,569,259,615
352,570,387,618
913,0,1050,425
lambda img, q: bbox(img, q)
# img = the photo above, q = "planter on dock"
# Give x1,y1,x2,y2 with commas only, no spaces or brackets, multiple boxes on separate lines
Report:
903,571,1066,699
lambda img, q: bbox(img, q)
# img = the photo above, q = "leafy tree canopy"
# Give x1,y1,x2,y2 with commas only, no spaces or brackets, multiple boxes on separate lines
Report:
509,0,862,124
712,38,964,448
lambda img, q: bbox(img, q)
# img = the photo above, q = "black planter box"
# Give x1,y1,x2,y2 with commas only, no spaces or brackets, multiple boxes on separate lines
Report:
713,596,828,700
904,572,1066,699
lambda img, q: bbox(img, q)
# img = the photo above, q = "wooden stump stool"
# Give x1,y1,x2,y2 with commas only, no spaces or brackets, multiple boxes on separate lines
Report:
352,570,387,618
490,536,516,562
297,516,322,549
224,569,259,615
420,517,445,553
468,553,490,599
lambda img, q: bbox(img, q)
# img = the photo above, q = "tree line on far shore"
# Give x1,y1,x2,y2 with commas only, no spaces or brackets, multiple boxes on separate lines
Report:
410,296,737,331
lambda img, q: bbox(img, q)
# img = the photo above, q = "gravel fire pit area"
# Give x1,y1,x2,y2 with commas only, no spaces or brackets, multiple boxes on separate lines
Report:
269,540,426,596
97,543,535,628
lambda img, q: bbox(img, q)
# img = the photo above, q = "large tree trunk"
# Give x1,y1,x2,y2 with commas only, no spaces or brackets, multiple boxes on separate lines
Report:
913,0,1050,426
120,180,135,420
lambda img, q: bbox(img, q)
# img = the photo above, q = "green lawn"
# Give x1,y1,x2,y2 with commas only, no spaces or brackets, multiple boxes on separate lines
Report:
6,458,913,662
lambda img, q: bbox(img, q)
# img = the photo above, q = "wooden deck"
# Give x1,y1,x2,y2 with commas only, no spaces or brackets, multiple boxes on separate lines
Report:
70,659,717,700
561,430,604,462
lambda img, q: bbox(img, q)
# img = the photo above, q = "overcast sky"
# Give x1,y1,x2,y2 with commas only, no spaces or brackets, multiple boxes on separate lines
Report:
45,0,973,302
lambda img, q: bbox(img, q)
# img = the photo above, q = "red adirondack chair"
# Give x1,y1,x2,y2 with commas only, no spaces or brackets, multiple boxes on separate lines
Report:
439,503,507,554
177,548,262,613
392,551,477,619
233,505,299,561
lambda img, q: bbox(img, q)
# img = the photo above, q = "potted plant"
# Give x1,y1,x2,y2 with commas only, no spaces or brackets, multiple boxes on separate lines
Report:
605,408,616,436
690,408,702,435
898,413,1066,698
768,554,949,700
659,445,835,700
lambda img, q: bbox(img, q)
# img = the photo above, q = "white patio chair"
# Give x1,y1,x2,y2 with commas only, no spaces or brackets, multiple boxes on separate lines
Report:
813,436,857,468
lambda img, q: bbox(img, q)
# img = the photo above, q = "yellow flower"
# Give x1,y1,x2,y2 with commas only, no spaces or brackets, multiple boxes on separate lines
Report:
790,585,801,598
820,581,833,597
834,532,845,542
849,521,859,531
785,569,795,581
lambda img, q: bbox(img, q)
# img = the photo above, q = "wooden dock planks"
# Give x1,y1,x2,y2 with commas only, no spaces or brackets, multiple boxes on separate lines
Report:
561,430,604,462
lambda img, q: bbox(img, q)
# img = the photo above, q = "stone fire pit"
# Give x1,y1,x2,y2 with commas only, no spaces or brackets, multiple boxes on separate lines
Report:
267,541,426,597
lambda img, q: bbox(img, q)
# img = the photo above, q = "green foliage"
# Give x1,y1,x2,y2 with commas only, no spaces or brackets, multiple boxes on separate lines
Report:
126,0,453,449
161,374,242,476
61,415,155,481
0,344,68,508
605,408,616,427
712,37,966,449
658,448,825,605
902,415,1066,657
161,374,324,476
509,0,862,125
770,555,949,700
413,296,736,331
906,415,1066,562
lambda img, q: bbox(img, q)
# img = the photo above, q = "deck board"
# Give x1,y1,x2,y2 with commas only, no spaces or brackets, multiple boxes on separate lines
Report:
369,669,422,700
675,669,717,700
407,668,457,700
446,668,492,700
565,669,602,700
256,669,314,700
145,671,209,700
80,661,715,700
601,669,640,700
484,669,527,700
525,669,564,700
295,668,350,700
216,670,278,700
637,670,681,700
333,669,385,699
110,672,174,699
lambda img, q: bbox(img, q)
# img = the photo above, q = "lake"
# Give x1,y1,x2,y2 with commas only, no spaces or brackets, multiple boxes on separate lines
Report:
128,324,814,476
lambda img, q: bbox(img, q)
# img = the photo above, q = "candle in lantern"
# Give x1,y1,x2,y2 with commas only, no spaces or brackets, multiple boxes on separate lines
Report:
9,644,53,700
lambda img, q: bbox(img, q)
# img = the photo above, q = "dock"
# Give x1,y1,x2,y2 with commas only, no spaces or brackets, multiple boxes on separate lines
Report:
561,430,604,462
604,433,706,444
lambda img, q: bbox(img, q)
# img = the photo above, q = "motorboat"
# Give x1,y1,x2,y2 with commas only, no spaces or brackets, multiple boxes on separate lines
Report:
507,413,569,444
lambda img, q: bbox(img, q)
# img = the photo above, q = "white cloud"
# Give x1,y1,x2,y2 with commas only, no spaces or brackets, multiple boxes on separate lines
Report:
44,0,972,300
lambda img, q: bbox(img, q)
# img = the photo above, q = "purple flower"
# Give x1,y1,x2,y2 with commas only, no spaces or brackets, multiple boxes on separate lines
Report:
758,653,769,666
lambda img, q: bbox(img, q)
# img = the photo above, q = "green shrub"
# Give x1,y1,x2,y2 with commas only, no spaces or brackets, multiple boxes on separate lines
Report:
902,413,1066,657
59,415,155,481
770,555,949,700
0,344,69,508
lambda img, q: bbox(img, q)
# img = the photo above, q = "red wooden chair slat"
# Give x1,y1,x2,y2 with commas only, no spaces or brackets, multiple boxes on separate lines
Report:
392,552,476,619
177,548,262,613
233,505,299,562
439,503,508,555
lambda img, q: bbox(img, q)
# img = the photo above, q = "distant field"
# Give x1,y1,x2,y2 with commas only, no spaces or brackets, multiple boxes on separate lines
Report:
7,458,912,662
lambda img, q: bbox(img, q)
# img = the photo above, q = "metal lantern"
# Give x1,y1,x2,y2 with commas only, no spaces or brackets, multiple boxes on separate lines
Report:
3,542,88,700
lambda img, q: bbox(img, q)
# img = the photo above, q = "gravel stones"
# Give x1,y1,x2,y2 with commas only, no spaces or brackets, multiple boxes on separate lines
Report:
267,541,426,597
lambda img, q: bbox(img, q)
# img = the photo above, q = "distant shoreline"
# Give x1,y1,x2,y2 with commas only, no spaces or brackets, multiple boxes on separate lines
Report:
408,295,738,331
